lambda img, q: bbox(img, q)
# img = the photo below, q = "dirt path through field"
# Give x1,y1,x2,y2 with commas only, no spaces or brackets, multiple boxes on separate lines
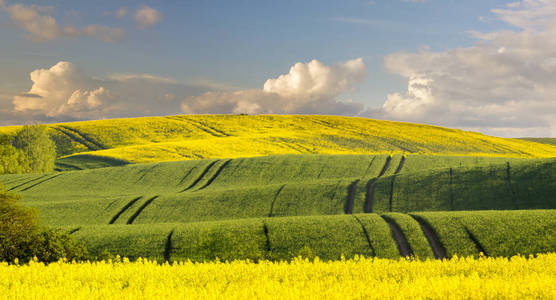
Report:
127,196,159,224
381,215,412,257
364,156,391,213
389,156,406,211
410,215,447,259
180,161,218,192
109,196,143,224
352,215,376,256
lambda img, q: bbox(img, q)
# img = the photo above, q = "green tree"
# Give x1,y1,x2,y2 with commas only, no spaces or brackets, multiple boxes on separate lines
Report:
0,185,87,263
12,125,56,173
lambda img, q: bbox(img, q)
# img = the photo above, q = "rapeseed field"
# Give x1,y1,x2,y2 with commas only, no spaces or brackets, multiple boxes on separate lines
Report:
1,254,555,299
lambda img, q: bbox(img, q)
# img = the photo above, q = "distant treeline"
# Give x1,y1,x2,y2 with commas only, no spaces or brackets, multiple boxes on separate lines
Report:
0,125,56,175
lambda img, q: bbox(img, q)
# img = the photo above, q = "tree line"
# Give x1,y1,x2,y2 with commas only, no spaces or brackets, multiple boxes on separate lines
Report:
0,125,56,175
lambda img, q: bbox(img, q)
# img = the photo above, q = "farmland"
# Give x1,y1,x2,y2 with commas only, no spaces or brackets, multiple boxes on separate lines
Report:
2,115,556,164
2,254,555,299
0,115,555,262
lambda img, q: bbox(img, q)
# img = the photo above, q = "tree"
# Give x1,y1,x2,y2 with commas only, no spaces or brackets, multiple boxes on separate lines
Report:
0,185,87,263
12,125,56,173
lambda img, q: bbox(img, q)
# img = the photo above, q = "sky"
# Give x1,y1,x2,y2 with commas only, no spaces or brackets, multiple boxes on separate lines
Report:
1,0,555,137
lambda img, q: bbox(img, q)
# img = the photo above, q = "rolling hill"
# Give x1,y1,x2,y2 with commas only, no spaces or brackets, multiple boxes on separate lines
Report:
2,115,555,164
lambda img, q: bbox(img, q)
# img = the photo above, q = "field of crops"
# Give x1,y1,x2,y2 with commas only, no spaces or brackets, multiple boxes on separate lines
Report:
2,254,555,299
2,115,555,163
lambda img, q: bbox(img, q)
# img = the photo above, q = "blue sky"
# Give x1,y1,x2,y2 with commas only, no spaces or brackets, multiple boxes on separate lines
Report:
1,0,555,137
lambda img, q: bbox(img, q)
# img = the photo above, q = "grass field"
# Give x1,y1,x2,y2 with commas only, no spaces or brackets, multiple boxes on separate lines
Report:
68,210,556,262
2,115,556,164
1,115,555,263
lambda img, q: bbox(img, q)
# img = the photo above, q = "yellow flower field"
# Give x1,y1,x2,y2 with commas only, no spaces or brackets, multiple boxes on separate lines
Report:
2,254,555,299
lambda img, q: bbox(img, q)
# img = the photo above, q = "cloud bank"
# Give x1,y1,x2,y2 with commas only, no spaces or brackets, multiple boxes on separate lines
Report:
134,5,163,28
366,0,556,137
0,1,125,42
182,58,367,115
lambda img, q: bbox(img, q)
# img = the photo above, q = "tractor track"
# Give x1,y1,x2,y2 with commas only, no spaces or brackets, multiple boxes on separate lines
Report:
196,159,232,191
364,156,392,213
7,174,49,191
410,214,447,259
268,184,286,217
389,156,406,212
465,226,488,257
352,215,376,256
19,174,63,192
180,161,219,192
345,179,360,214
381,215,412,257
164,229,175,262
127,196,159,224
109,196,143,224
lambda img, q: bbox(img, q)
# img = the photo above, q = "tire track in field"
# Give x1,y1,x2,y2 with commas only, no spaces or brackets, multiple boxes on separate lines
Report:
364,155,391,213
352,215,376,256
262,221,272,257
180,161,219,192
68,227,81,235
51,127,96,151
19,174,63,192
126,196,159,224
464,226,488,257
268,184,286,217
108,196,143,224
345,179,360,214
389,156,406,212
196,159,232,191
409,214,447,259
164,229,175,262
505,162,518,209
178,117,229,137
7,174,49,191
59,126,107,150
381,215,412,257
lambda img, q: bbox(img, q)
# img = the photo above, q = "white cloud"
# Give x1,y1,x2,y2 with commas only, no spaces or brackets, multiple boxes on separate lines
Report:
116,7,127,19
13,62,111,117
110,73,178,84
134,5,163,28
0,1,125,42
366,0,556,137
181,58,367,115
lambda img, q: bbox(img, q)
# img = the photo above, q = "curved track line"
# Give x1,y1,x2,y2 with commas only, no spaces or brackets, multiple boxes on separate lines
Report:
196,159,232,191
7,175,49,191
164,229,175,262
352,215,376,256
59,126,107,150
345,179,360,214
109,196,143,224
506,162,518,209
409,214,447,259
51,127,95,151
180,161,219,192
381,215,412,257
465,227,488,257
263,221,272,256
364,156,391,213
268,184,286,217
389,156,406,212
68,227,81,235
19,174,62,192
126,196,159,224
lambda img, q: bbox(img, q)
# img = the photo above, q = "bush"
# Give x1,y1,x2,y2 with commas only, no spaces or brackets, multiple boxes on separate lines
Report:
0,185,87,263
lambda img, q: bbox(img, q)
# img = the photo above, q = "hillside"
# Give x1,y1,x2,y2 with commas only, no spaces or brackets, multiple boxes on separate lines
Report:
2,115,556,164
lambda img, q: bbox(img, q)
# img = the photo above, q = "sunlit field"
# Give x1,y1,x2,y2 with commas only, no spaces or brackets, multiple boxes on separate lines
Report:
2,254,555,299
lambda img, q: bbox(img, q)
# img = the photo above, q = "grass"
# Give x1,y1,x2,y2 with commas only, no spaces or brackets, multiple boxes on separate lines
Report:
412,210,556,258
0,155,554,227
2,115,555,164
66,211,556,261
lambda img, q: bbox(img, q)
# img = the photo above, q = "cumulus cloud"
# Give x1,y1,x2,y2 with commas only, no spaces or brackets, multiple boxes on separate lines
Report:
4,61,231,124
181,58,367,115
367,0,556,137
0,1,125,42
13,62,111,117
134,5,163,28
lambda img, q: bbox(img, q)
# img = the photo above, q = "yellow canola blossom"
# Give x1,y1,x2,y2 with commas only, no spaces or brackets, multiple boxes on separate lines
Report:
1,254,555,299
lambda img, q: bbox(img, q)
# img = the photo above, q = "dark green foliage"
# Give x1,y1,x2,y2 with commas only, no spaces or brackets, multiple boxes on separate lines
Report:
0,185,86,263
6,125,57,174
0,143,28,174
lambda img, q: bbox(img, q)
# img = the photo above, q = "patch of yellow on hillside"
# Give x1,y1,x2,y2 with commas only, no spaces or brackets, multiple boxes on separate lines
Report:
2,115,556,162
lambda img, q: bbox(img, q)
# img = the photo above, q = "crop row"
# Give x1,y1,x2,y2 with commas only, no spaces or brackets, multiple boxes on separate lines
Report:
69,210,556,262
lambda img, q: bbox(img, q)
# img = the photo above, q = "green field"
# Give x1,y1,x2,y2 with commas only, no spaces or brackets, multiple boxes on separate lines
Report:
1,115,555,261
